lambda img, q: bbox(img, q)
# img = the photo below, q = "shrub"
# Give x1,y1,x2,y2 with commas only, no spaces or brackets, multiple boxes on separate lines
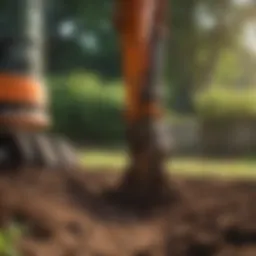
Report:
194,87,256,119
48,72,256,144
48,72,125,144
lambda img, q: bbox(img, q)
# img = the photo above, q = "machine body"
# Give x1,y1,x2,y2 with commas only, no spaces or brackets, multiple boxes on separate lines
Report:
0,0,77,170
0,0,48,129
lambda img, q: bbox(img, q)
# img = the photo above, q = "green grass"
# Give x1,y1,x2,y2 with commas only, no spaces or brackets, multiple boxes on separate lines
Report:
80,149,256,180
0,223,23,256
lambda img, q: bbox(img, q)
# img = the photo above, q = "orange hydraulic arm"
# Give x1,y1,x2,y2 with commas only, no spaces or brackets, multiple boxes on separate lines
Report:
114,0,171,186
114,0,167,123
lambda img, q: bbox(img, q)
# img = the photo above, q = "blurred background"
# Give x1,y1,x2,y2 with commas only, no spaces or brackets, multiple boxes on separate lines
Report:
1,0,256,174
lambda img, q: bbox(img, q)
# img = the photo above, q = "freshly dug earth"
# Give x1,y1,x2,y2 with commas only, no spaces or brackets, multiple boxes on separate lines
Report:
0,168,255,256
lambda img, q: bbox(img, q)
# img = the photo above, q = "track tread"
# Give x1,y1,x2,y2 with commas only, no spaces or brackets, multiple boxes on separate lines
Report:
0,132,79,171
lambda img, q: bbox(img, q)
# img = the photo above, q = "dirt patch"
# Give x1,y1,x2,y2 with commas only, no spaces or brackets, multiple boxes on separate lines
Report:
0,168,255,256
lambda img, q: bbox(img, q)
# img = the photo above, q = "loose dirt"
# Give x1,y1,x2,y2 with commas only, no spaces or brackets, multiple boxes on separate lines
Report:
0,168,255,256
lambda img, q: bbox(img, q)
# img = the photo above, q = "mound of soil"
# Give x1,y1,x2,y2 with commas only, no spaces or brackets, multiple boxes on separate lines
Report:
0,168,255,256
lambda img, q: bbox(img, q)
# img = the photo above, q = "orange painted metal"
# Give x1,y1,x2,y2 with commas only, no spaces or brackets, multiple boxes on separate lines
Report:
115,0,166,124
0,73,49,129
0,74,47,106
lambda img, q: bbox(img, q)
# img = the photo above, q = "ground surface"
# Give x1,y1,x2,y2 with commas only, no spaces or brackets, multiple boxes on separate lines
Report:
0,168,255,256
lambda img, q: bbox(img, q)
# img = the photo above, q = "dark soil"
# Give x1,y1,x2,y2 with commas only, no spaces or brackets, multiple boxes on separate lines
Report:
0,168,255,256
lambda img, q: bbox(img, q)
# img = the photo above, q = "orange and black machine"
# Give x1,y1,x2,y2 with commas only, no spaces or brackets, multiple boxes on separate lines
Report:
0,0,170,180
0,0,77,170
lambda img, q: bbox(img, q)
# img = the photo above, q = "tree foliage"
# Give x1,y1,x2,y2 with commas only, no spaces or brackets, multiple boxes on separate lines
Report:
169,0,256,112
0,0,255,113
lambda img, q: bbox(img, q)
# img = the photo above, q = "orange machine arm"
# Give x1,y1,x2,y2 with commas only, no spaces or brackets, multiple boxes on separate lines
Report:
114,0,167,124
114,0,171,193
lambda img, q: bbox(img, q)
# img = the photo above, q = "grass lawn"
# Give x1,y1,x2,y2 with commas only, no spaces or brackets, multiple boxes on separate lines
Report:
80,149,256,180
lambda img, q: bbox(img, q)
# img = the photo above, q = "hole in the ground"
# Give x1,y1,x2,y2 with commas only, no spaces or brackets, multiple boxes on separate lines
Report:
187,244,215,256
26,222,52,240
13,212,28,224
224,228,256,246
186,241,217,256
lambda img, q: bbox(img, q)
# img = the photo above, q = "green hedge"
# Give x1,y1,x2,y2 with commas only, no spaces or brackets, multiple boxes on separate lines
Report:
47,73,256,143
194,87,256,119
48,73,125,144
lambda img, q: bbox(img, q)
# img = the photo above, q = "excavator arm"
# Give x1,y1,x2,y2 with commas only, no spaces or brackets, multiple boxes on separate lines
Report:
114,0,171,196
115,0,165,123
